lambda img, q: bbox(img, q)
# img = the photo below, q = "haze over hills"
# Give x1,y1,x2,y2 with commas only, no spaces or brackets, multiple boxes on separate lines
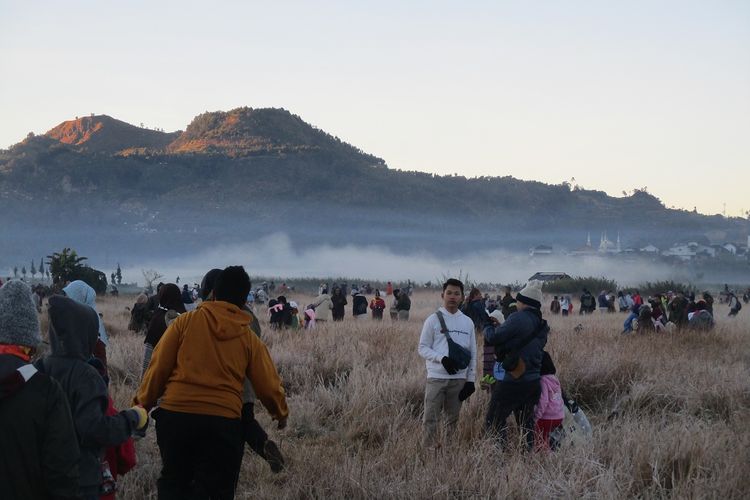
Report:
1,107,747,277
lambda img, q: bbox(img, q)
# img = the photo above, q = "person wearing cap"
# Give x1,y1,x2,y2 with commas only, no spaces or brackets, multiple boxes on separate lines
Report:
37,291,149,499
136,266,289,497
483,279,549,450
0,280,80,500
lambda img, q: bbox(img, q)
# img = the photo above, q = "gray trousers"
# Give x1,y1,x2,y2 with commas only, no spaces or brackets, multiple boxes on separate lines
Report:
423,378,464,447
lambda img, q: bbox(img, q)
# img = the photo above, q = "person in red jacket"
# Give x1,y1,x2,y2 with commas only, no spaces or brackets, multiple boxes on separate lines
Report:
369,290,386,320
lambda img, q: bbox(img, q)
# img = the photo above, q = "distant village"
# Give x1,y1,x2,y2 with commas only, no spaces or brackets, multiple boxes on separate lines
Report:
529,232,750,262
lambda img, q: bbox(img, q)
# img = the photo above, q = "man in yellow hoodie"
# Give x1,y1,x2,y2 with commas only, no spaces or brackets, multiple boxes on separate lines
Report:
135,266,288,500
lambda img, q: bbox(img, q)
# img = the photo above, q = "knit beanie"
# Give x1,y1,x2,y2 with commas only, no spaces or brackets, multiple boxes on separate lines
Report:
0,281,42,347
516,280,543,309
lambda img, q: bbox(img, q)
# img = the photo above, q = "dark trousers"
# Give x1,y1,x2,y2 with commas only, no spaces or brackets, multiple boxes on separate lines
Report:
485,380,542,451
241,402,268,457
154,408,244,500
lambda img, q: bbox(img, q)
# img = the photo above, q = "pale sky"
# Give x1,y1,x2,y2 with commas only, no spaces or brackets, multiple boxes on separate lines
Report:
1,0,748,216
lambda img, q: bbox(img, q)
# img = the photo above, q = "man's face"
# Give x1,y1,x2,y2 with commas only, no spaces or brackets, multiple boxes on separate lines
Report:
442,285,463,310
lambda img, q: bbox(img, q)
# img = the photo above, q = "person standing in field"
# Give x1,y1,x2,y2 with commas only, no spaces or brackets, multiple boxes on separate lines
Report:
369,290,386,320
559,295,570,317
135,266,289,499
313,287,334,323
418,278,477,448
352,289,368,320
499,286,516,320
550,296,561,315
484,280,549,451
396,288,412,321
331,286,347,321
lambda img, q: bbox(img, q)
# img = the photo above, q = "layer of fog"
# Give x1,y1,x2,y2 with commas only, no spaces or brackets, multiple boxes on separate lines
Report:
122,233,686,288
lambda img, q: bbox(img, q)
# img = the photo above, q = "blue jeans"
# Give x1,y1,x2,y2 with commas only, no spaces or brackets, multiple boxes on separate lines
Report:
623,312,638,332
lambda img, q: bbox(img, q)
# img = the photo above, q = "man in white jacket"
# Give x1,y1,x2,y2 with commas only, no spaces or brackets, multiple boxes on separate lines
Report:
418,278,477,447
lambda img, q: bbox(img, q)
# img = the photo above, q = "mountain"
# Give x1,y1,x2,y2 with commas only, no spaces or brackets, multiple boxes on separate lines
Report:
45,115,180,155
0,107,746,268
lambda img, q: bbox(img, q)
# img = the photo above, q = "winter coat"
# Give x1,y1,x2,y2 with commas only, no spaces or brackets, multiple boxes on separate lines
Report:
37,295,140,498
499,294,516,319
483,308,549,383
0,355,80,500
101,396,137,500
313,293,334,321
462,298,488,330
331,292,347,320
144,284,186,347
534,374,564,421
136,301,289,421
352,294,368,316
396,293,411,312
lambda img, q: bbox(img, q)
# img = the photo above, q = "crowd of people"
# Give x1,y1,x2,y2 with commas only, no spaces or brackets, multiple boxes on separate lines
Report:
0,271,745,498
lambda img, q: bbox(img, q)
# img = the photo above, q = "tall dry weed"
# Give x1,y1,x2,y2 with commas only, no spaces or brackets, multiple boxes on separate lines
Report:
42,292,749,499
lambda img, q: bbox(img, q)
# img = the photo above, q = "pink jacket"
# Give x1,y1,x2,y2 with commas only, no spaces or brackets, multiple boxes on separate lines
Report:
535,375,564,421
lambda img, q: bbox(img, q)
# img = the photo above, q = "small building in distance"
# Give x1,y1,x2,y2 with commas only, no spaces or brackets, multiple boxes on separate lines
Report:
529,272,572,282
529,245,553,257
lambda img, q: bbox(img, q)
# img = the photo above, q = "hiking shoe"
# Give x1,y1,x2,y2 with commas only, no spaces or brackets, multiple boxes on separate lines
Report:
263,440,285,473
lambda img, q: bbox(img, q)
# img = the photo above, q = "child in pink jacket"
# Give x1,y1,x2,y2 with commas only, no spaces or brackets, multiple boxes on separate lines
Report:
534,351,564,451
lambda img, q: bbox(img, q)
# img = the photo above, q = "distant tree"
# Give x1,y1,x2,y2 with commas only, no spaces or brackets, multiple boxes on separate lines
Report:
111,272,116,284
47,247,87,285
142,269,164,293
116,264,122,285
13,266,18,278
176,276,180,284
38,258,45,279
45,270,50,280
21,266,27,278
30,260,36,278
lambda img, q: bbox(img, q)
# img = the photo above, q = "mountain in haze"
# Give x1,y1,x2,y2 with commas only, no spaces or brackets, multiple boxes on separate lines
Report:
0,106,746,269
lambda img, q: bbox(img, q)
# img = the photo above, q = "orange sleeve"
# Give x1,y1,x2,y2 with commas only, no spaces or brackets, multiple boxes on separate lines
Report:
134,315,184,409
245,334,289,420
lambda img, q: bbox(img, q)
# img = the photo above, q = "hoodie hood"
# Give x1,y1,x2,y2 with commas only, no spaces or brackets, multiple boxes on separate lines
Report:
199,301,252,341
47,295,99,360
63,280,108,345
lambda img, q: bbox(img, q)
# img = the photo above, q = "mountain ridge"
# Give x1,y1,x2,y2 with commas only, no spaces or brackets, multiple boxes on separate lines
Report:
1,107,746,266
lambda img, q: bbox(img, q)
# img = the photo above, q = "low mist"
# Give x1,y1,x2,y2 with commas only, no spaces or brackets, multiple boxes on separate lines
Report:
121,233,692,288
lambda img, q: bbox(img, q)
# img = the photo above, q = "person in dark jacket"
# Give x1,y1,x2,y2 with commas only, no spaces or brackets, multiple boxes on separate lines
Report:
143,283,186,374
331,286,347,321
37,294,148,499
0,280,80,500
396,289,412,321
499,286,516,320
484,280,549,450
462,288,489,331
352,290,368,320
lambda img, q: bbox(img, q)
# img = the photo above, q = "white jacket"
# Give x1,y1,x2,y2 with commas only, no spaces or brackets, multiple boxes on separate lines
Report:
418,307,477,382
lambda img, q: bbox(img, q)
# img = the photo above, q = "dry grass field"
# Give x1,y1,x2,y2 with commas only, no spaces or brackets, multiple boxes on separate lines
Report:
78,290,750,499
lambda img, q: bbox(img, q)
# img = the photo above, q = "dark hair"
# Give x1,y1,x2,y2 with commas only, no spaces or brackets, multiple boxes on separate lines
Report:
214,266,252,308
540,351,556,375
200,268,223,300
277,296,287,304
467,287,481,300
442,279,465,296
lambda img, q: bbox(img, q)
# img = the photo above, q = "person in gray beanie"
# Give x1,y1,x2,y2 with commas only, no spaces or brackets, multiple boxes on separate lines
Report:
0,280,81,499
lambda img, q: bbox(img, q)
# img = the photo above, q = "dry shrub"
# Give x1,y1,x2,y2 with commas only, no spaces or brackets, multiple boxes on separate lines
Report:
52,290,749,499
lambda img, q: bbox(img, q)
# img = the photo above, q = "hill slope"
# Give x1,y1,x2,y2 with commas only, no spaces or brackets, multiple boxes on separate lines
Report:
45,115,179,154
1,107,746,265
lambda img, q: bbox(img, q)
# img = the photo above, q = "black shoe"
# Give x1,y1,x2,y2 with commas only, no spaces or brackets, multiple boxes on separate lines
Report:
263,440,285,473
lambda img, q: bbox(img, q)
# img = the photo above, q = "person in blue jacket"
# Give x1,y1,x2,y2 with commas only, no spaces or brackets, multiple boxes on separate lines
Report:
483,280,548,450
